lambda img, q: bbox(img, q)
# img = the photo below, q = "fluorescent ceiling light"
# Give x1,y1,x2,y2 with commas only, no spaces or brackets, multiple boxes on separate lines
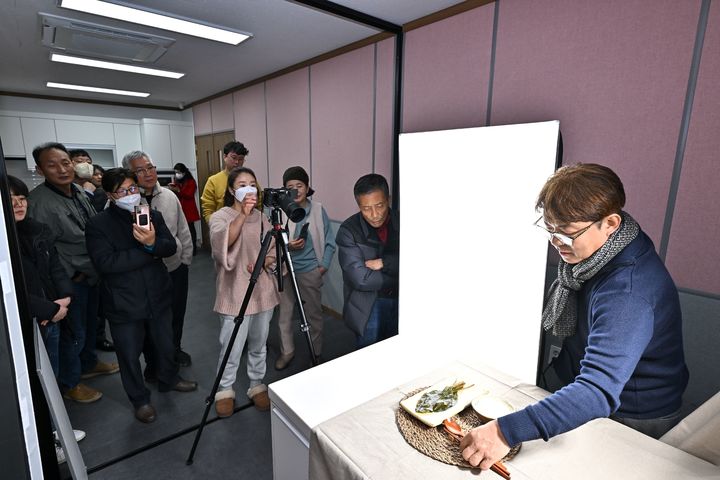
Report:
59,0,251,45
47,82,150,97
51,53,184,79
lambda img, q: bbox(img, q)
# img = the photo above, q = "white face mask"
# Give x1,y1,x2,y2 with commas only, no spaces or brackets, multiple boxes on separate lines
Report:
234,186,257,202
174,172,184,180
115,193,141,212
74,162,93,180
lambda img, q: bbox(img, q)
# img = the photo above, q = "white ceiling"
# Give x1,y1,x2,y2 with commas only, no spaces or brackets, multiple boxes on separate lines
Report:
0,0,463,109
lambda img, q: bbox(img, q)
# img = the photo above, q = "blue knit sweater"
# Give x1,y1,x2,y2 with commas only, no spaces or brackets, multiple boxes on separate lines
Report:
499,231,689,446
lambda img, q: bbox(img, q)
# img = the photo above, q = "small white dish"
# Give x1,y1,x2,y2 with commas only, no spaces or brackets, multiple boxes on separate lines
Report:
471,395,515,422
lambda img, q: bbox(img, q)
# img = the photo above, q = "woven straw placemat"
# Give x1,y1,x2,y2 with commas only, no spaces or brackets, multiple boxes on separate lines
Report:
395,387,521,469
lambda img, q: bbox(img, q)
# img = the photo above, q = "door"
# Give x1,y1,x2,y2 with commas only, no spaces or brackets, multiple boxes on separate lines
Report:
195,131,236,249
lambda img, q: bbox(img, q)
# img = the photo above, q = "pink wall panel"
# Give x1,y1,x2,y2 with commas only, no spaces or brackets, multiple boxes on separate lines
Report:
210,94,235,133
666,2,720,293
491,0,701,244
402,4,494,133
311,45,375,221
192,102,212,135
374,38,395,188
233,84,269,188
266,68,311,188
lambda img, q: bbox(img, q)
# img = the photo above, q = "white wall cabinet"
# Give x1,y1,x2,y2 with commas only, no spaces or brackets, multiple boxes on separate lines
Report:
0,116,25,157
140,121,173,169
56,120,115,146
169,124,195,169
21,118,57,170
113,123,143,165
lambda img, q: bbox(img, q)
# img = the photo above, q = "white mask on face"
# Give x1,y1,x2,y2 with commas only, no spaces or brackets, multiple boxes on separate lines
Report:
114,193,141,212
74,162,93,180
234,186,257,202
174,172,184,180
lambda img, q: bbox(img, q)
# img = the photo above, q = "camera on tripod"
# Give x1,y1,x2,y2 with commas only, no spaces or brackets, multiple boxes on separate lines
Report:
263,187,305,222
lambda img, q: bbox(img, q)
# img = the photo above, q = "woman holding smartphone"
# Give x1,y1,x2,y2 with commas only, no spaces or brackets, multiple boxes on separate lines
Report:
208,167,279,417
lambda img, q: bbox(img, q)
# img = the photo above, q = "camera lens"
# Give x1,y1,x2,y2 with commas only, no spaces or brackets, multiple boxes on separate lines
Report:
279,194,305,222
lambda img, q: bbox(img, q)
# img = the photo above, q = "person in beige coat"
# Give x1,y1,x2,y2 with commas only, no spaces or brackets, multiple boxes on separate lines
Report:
209,167,279,417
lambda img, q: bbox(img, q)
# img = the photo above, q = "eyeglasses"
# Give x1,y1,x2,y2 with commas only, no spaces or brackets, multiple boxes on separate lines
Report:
534,216,599,247
114,185,140,197
11,196,27,206
133,165,157,176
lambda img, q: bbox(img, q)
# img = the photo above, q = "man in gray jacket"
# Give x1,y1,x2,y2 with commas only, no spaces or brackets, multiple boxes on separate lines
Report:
28,142,119,403
123,150,194,367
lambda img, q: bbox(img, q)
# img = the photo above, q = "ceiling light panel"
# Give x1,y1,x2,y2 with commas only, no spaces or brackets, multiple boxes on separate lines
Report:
58,0,251,45
47,81,150,97
51,53,184,78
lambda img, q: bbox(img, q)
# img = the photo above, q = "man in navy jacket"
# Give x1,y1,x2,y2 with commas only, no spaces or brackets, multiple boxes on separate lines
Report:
460,163,689,470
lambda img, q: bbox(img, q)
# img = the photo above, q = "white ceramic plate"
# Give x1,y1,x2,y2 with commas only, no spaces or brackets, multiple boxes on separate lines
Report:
471,395,515,421
400,378,488,427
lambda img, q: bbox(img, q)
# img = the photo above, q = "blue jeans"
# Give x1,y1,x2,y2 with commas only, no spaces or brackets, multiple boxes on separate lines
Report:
356,297,399,349
58,282,99,389
41,323,60,378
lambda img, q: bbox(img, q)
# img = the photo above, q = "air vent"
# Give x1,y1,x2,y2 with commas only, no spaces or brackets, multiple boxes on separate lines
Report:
39,12,175,63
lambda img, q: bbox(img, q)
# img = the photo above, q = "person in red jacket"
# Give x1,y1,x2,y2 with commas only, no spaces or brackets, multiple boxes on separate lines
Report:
168,163,201,255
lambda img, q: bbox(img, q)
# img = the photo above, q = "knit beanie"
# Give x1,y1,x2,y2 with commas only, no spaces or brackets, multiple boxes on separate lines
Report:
283,166,315,196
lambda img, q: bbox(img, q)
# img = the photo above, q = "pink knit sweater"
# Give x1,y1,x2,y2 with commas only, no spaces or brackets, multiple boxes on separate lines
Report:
209,207,279,316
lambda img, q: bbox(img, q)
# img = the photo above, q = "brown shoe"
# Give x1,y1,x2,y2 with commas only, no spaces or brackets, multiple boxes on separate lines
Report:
63,383,103,403
81,361,120,379
215,398,234,418
135,404,157,423
248,385,270,411
274,353,295,371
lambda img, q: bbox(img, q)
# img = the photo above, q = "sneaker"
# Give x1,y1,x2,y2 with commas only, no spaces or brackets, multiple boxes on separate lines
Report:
63,383,102,403
54,429,86,443
81,361,120,379
55,443,66,464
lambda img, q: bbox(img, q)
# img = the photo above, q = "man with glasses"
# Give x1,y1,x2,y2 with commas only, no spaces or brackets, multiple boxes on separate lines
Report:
28,142,119,404
459,163,689,470
123,151,194,368
86,168,197,423
200,141,249,222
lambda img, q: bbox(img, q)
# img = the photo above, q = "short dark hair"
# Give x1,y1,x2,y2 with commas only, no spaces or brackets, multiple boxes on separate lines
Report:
173,162,194,180
7,175,29,197
223,141,249,156
69,149,91,160
536,163,626,225
93,164,105,175
353,173,389,199
32,142,69,166
101,168,136,194
223,167,257,207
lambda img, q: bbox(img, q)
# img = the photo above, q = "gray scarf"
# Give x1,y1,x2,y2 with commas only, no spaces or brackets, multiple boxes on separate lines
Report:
542,211,639,338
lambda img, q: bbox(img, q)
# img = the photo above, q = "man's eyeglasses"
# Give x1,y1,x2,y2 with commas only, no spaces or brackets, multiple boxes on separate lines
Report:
133,165,157,176
534,216,599,247
114,185,140,197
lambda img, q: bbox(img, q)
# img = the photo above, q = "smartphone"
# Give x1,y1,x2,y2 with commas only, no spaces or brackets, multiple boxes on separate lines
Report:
298,222,310,240
134,205,150,230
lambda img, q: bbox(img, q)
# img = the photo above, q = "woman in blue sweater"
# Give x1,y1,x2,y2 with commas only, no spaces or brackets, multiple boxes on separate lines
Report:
461,163,689,470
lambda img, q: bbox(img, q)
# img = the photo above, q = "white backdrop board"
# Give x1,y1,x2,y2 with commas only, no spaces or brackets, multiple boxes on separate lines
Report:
398,121,560,384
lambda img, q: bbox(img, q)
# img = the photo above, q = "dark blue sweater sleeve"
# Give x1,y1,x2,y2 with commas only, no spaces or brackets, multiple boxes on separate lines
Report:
498,292,654,445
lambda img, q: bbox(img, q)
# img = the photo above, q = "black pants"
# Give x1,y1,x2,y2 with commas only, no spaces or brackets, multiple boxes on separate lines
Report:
169,264,189,350
188,222,197,255
109,311,179,408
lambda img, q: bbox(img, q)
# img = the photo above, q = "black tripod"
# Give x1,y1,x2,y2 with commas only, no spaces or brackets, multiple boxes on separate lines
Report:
186,206,318,465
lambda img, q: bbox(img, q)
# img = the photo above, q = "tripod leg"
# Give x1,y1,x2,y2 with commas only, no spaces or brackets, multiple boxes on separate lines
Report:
186,229,275,465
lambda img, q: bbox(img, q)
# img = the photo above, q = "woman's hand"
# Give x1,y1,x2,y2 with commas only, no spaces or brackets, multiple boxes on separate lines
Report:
365,258,383,270
51,304,68,322
133,222,156,247
240,195,257,217
288,238,305,251
55,296,71,308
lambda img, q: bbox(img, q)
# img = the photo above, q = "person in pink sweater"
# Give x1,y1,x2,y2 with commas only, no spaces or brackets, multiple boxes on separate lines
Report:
208,167,279,417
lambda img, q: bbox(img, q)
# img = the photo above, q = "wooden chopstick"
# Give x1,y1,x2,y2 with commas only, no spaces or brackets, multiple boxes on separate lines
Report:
442,422,511,479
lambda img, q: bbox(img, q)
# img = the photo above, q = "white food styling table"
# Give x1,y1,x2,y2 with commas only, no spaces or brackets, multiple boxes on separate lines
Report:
306,360,720,480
